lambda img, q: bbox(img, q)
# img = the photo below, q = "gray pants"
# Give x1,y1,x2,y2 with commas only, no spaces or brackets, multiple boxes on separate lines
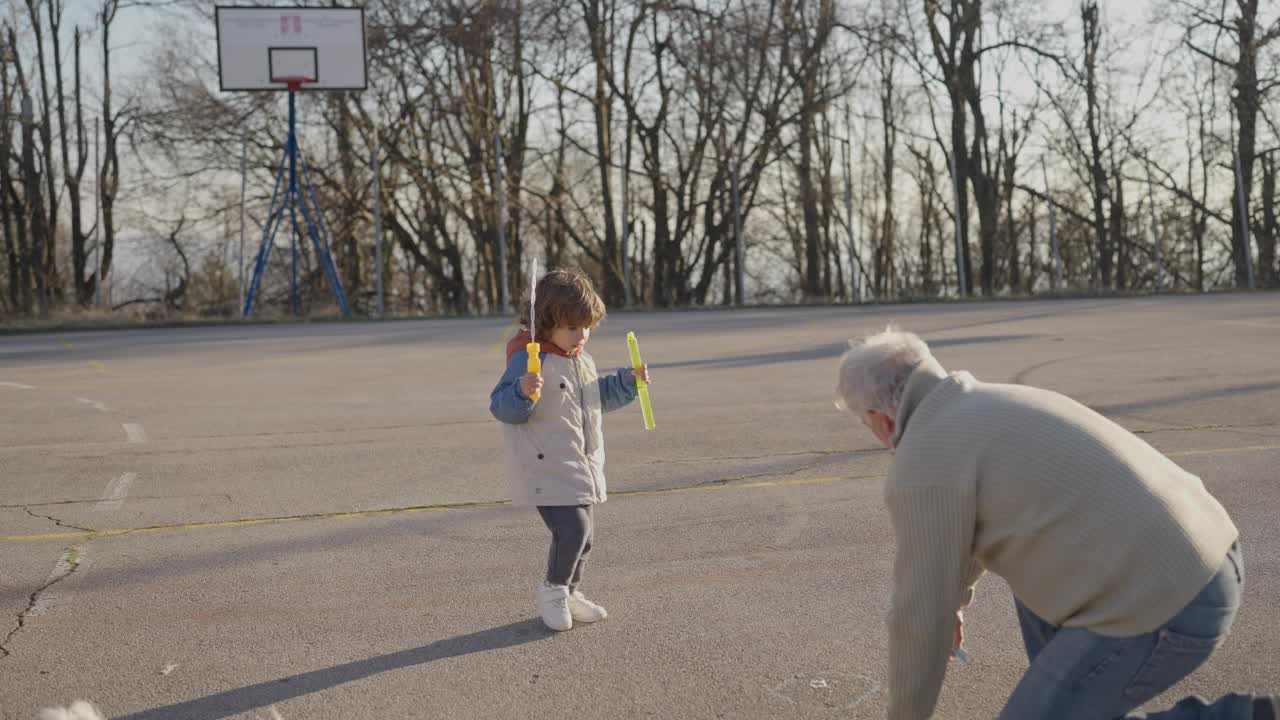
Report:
536,505,593,591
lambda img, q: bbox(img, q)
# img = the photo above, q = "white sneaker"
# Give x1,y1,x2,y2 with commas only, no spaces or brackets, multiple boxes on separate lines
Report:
537,581,572,631
568,590,608,623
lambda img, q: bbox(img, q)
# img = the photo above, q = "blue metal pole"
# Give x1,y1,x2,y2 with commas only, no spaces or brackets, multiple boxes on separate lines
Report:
298,151,351,316
295,188,351,316
290,201,301,316
298,152,334,256
247,194,289,316
247,83,351,318
243,145,290,316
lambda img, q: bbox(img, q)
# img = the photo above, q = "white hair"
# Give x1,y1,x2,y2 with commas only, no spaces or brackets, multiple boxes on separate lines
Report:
835,327,934,417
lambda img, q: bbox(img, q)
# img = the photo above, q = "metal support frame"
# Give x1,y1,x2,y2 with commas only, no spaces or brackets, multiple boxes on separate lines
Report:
243,84,350,317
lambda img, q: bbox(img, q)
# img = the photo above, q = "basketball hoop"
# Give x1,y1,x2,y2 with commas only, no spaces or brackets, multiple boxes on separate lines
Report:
270,76,315,92
217,6,365,318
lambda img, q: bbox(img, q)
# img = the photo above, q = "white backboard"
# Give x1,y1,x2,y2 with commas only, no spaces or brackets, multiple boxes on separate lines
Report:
216,6,367,91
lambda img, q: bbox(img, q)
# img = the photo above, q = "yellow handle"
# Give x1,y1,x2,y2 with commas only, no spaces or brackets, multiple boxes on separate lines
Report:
626,332,655,431
526,342,541,402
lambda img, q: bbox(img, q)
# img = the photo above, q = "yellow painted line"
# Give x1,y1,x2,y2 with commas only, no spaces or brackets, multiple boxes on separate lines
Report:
1168,444,1280,458
0,476,862,543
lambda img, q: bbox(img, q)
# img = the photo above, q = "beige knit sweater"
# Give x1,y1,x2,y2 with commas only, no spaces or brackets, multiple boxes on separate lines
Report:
884,359,1238,720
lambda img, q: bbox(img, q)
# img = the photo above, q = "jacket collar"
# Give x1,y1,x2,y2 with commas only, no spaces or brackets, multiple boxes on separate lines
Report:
507,328,572,362
890,356,949,448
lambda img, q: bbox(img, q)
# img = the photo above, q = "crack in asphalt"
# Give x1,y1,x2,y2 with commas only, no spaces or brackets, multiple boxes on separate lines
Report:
0,493,234,509
0,541,87,660
22,507,96,533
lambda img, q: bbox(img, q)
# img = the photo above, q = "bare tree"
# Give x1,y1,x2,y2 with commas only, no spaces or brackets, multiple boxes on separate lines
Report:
922,0,981,294
1081,1,1111,287
579,0,625,305
783,0,840,300
871,10,900,297
327,94,363,308
1,27,25,313
1181,0,1280,287
24,0,60,306
906,142,946,295
1260,150,1277,284
97,0,128,308
995,101,1034,291
58,21,94,305
11,25,48,315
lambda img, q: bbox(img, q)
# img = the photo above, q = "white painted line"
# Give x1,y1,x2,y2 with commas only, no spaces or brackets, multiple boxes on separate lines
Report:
94,473,138,512
123,423,148,444
0,382,35,390
28,548,82,617
76,397,112,413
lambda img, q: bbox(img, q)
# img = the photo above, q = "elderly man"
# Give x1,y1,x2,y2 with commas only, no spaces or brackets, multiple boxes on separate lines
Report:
835,328,1276,720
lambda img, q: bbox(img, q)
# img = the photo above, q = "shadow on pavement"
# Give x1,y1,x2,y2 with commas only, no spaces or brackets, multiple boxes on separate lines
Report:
115,619,550,720
1090,380,1280,415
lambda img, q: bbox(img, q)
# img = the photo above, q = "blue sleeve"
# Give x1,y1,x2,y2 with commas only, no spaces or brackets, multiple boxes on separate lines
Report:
490,350,535,424
598,368,639,413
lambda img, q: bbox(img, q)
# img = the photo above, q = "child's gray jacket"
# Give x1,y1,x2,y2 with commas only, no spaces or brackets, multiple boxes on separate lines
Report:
490,343,637,506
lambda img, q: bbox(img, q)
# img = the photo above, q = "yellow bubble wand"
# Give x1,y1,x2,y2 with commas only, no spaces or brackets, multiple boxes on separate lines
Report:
526,259,541,403
626,331,655,430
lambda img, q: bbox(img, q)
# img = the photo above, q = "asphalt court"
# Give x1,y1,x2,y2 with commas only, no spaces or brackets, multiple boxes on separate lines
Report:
1,294,1277,718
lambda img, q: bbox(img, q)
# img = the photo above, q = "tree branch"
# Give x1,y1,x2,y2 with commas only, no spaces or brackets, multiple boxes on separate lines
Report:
1182,36,1233,69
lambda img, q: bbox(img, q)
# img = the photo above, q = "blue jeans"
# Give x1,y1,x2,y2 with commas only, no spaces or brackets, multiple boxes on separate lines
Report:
999,543,1259,720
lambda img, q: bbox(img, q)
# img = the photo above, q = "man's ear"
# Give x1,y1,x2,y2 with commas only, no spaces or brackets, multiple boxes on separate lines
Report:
868,410,896,447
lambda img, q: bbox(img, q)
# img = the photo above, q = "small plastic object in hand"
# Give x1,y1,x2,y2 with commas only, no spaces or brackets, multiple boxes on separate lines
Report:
527,342,541,402
626,331,655,431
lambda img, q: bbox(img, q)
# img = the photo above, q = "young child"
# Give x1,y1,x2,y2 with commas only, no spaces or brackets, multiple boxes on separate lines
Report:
489,269,650,631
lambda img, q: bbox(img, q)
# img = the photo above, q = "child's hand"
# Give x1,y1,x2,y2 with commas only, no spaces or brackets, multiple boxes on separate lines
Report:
631,365,651,384
520,373,544,398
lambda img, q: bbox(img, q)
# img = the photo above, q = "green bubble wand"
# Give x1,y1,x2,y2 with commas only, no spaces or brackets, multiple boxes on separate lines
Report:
626,331,655,430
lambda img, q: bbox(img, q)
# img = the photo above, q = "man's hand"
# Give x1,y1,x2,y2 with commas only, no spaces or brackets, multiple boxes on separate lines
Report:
519,372,543,398
631,364,651,384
